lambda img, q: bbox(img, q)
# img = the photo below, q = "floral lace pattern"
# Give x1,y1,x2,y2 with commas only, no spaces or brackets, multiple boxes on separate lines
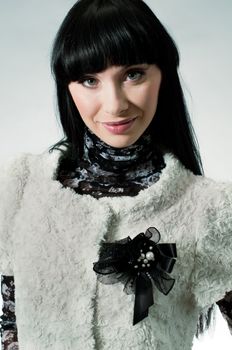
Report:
57,126,166,198
0,276,18,350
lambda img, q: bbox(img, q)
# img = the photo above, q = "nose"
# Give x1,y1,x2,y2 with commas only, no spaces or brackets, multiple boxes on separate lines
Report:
102,83,129,116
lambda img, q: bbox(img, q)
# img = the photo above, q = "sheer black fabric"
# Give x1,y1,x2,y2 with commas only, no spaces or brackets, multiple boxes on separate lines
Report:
57,126,166,198
93,226,177,325
0,276,18,350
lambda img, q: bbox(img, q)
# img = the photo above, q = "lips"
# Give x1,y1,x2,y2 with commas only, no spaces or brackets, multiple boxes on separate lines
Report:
102,117,137,134
103,117,137,126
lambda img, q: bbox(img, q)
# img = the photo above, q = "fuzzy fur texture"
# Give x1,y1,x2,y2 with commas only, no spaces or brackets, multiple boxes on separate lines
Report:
0,150,232,350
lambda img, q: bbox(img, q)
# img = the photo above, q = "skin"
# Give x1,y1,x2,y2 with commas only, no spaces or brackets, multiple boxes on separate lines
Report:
68,63,162,148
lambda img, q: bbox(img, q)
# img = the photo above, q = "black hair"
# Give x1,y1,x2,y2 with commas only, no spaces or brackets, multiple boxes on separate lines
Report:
49,0,203,176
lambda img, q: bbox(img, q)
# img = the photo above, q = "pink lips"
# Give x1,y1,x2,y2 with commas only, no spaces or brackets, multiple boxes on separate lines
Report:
102,117,137,134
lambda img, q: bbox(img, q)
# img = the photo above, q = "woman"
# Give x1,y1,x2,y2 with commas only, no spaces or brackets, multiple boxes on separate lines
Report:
0,0,232,349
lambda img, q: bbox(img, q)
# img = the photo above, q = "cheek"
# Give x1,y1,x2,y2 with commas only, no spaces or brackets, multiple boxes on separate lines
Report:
133,83,160,114
146,84,160,111
69,90,99,120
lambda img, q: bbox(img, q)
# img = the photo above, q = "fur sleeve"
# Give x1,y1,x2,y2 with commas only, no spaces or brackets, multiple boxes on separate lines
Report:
191,180,232,309
0,154,29,275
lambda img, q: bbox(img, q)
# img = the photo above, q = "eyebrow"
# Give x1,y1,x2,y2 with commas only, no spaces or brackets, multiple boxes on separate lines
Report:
91,64,149,77
79,63,149,81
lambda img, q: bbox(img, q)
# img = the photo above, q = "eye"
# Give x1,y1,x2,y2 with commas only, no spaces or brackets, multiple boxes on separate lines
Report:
126,70,145,81
78,77,98,88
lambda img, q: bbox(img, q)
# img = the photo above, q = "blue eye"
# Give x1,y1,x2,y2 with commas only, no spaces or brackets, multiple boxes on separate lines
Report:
82,78,97,87
78,76,98,87
127,70,145,81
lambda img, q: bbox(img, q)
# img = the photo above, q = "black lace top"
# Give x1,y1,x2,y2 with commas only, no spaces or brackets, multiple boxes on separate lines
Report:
56,126,166,198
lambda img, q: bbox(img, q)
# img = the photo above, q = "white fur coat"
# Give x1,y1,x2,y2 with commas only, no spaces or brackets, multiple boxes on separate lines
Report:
0,150,232,350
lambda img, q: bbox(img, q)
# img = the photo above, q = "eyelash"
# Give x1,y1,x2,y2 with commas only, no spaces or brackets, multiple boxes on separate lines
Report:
78,69,146,88
127,70,145,80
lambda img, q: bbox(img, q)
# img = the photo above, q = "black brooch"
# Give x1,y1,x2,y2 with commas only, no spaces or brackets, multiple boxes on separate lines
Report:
93,227,177,325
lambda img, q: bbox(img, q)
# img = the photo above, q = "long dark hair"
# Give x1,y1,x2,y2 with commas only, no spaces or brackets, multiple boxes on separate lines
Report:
49,0,203,176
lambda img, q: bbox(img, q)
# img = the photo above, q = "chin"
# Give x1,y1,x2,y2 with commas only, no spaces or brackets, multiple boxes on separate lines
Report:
102,135,140,149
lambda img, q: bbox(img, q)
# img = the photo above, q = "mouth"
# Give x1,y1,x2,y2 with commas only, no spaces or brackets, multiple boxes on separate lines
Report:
102,117,137,134
103,117,137,126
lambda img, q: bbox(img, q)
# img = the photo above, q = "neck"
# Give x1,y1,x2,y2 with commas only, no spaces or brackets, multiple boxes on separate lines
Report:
83,126,158,173
57,126,166,198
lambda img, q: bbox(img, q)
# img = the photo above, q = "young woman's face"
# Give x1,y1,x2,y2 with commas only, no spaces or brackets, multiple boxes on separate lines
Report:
68,63,162,148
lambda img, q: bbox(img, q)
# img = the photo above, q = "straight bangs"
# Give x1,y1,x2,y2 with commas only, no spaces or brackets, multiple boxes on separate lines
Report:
50,0,204,182
51,0,178,84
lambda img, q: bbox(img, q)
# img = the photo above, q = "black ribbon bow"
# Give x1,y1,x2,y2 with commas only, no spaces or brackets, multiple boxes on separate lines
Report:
93,227,177,325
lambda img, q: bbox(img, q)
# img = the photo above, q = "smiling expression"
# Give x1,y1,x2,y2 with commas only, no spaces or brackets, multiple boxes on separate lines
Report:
68,64,162,148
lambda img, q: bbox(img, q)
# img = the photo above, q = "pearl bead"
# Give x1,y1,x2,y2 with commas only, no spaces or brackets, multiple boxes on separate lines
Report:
147,263,150,267
134,265,138,269
149,246,153,250
141,253,145,259
144,259,148,264
146,251,155,261
142,264,145,267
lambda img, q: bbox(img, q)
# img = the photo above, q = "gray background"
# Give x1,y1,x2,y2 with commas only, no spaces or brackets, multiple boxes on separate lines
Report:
0,1,232,348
